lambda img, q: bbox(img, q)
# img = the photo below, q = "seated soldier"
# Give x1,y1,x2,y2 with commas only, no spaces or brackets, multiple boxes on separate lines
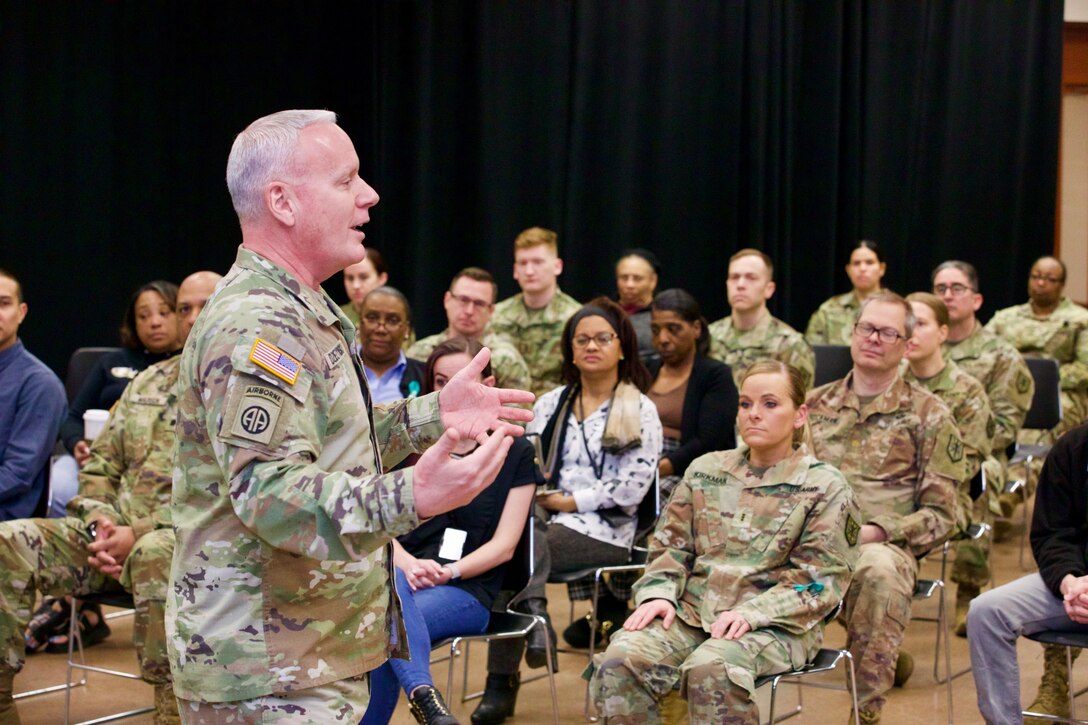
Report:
807,291,964,724
0,270,220,725
591,361,859,724
408,267,531,393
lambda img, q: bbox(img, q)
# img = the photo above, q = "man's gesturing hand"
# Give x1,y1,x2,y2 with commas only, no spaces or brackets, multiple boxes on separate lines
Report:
413,427,515,519
438,348,534,441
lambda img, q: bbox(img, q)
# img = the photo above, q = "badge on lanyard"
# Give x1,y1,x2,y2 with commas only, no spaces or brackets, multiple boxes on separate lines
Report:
439,528,468,561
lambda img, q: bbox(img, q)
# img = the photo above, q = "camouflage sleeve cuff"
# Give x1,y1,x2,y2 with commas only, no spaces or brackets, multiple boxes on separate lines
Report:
378,466,422,538
868,517,904,547
634,587,679,609
129,516,155,541
732,602,771,629
406,393,443,451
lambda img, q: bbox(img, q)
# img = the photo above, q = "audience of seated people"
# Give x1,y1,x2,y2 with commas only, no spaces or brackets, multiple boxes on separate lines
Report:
591,360,860,723
359,337,541,725
9,245,1088,724
806,240,888,346
613,248,661,367
473,297,662,725
0,271,220,725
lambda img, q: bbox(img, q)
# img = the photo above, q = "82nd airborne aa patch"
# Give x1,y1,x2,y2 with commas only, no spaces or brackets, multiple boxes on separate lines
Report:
844,514,860,547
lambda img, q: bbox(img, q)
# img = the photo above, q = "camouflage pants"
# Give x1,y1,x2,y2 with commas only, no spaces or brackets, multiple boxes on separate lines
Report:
951,488,992,589
591,617,807,724
843,542,917,713
0,516,172,685
177,674,369,724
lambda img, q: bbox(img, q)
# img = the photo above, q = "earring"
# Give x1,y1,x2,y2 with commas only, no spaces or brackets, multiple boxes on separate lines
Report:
619,353,625,360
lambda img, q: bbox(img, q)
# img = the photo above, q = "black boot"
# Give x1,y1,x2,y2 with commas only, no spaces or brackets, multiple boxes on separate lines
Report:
470,673,520,725
563,594,628,649
408,685,459,725
520,598,558,671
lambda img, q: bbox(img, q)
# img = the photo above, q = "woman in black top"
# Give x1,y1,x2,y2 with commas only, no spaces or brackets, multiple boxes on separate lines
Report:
60,280,182,462
360,337,540,725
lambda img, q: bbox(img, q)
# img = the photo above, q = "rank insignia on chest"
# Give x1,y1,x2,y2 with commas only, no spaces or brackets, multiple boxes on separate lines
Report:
250,338,302,385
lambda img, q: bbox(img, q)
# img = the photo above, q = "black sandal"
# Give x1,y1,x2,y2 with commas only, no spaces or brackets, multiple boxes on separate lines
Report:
44,603,111,654
25,598,70,654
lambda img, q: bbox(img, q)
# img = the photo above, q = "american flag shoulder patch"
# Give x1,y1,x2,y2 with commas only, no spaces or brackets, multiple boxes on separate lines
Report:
249,338,302,385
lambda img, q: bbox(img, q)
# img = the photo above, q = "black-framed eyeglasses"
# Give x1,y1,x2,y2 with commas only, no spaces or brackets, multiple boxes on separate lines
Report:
1030,273,1063,285
448,292,491,311
572,333,618,349
933,283,974,297
853,321,907,344
362,313,405,330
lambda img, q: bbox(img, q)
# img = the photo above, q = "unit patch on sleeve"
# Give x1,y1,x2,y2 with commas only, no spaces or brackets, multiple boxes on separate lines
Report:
230,384,285,445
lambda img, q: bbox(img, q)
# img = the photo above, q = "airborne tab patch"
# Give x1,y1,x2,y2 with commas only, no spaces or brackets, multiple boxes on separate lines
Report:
250,338,302,385
230,384,284,445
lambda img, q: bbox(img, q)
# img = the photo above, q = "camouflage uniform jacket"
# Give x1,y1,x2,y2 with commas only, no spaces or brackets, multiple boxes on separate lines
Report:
986,297,1088,392
488,289,581,397
708,312,815,390
634,444,859,641
943,322,1032,456
168,248,444,703
805,291,862,346
806,372,964,557
66,354,180,540
903,360,994,484
407,330,532,393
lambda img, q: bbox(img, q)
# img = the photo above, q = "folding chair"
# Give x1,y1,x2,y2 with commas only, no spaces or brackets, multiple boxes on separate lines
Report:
64,348,122,403
431,509,560,724
812,345,854,387
1004,357,1062,569
545,472,661,720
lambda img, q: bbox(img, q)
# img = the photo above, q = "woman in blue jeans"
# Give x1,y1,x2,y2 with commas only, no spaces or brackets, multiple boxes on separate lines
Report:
361,337,540,725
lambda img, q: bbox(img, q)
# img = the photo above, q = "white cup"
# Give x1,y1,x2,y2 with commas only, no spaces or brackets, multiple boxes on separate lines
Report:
83,409,110,441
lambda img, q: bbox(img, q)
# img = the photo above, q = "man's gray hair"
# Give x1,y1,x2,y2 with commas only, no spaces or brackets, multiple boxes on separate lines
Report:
226,109,338,223
855,290,917,338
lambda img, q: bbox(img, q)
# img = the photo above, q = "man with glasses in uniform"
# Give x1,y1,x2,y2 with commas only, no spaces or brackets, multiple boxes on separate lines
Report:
806,291,964,725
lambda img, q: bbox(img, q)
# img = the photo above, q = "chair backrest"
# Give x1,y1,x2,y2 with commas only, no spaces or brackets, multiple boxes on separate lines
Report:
499,507,536,601
812,345,853,388
65,347,122,403
1023,357,1062,431
634,470,662,540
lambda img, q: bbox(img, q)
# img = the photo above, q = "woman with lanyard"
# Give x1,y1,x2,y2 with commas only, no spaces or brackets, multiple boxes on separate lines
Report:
472,297,662,725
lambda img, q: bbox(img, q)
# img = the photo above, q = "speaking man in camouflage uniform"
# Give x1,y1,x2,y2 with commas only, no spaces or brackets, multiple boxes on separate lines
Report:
708,249,815,389
488,227,581,397
904,292,996,637
167,110,533,724
807,292,964,724
0,270,221,725
408,266,531,393
986,256,1088,474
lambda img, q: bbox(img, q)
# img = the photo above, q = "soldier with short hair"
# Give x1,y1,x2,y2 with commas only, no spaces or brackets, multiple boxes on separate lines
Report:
167,110,532,723
408,267,531,393
807,291,964,724
0,270,221,725
708,248,814,389
489,227,581,397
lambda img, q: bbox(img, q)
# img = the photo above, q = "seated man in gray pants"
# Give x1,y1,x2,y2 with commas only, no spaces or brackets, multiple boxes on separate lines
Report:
968,421,1088,723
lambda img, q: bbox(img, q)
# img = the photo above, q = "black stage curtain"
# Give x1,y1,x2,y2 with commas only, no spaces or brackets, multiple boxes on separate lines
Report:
2,1,1062,375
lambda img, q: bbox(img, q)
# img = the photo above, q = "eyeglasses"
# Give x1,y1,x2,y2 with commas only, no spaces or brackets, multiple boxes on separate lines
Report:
853,321,907,344
1030,273,1063,285
362,313,405,330
448,292,491,311
572,333,618,349
933,283,974,297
